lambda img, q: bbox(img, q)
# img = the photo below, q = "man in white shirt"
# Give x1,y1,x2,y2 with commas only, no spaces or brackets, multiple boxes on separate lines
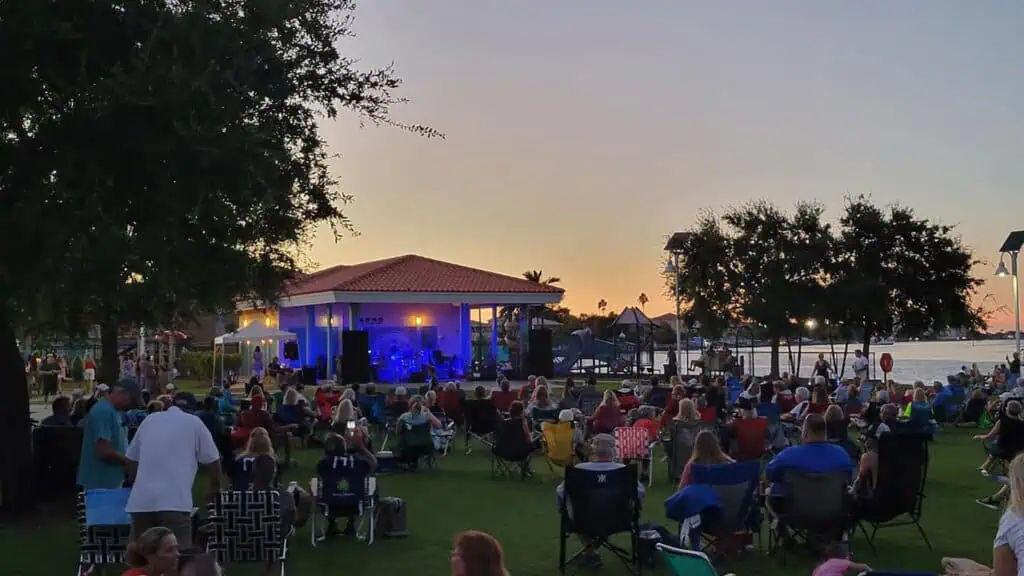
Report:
853,350,870,382
126,404,222,549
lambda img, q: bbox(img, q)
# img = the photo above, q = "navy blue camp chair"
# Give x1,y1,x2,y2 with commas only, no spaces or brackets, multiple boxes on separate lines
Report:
690,460,762,558
311,455,377,546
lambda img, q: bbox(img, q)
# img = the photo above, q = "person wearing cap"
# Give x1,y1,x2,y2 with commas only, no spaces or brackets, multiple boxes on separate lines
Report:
77,382,133,490
616,380,641,413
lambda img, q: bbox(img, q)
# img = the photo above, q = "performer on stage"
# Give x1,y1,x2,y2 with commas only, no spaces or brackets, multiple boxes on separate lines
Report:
252,345,264,379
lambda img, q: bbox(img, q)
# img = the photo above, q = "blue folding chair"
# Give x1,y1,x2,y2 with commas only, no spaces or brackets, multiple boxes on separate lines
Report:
310,455,377,546
689,460,763,558
78,489,132,576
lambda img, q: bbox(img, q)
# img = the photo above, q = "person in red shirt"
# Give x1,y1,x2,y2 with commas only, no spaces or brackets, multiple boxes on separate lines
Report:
617,382,641,413
631,406,660,442
588,389,625,434
519,375,537,401
122,526,179,576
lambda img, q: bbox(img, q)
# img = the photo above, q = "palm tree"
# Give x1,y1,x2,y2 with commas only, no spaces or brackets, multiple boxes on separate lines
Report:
597,299,607,313
500,270,561,332
637,292,649,311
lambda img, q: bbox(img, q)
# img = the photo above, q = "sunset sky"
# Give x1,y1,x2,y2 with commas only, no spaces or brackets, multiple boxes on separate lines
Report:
313,1,1024,331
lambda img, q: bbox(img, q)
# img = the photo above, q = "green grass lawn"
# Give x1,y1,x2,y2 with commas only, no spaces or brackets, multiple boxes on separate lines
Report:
0,427,1002,576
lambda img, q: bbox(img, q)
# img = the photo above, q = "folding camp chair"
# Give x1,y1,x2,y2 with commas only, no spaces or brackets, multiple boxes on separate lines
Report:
542,421,577,472
394,421,437,470
429,407,458,455
576,388,604,418
559,464,641,574
666,420,719,484
76,489,131,576
732,417,769,462
206,490,290,576
858,431,932,555
463,398,499,453
689,460,762,560
492,418,535,479
766,470,852,565
310,455,377,546
615,426,655,487
657,543,736,576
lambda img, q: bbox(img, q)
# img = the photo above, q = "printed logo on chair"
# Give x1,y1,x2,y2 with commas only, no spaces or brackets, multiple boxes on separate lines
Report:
84,489,132,527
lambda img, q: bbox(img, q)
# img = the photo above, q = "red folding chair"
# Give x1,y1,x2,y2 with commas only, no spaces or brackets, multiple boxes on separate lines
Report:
491,390,516,412
615,427,655,487
698,407,718,422
732,417,768,461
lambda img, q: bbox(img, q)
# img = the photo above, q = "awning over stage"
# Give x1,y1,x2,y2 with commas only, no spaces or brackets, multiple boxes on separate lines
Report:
214,324,297,344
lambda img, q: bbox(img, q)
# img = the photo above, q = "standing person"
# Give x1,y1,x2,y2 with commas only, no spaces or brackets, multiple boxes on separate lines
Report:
1010,352,1022,389
813,353,831,381
138,355,159,399
83,356,98,394
126,397,222,551
77,382,132,490
121,354,135,380
852,350,870,382
40,352,61,402
252,346,264,380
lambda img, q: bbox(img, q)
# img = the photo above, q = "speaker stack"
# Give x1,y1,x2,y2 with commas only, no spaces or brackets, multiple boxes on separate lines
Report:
527,329,554,378
341,330,371,385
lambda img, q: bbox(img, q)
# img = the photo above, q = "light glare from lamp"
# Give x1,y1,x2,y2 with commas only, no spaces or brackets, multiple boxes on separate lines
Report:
415,316,423,326
996,259,1010,278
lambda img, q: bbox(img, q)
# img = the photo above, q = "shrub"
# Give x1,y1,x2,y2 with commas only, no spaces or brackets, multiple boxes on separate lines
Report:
71,356,85,381
180,350,242,379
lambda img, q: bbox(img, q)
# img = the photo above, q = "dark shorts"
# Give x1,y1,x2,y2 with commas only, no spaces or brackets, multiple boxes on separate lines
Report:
985,437,1009,459
43,377,59,395
130,511,193,549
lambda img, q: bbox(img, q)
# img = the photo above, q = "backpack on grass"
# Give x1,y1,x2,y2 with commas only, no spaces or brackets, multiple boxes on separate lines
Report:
377,497,407,537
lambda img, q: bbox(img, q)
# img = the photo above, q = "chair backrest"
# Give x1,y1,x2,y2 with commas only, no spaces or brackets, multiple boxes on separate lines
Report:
399,421,434,450
438,390,462,415
493,417,532,457
756,403,781,424
647,386,669,409
464,399,498,434
490,390,516,412
859,381,875,403
733,417,768,461
690,460,761,535
316,455,370,500
870,432,929,519
698,406,717,422
206,490,283,563
807,402,828,415
230,456,256,491
777,395,797,413
657,543,719,576
274,404,303,426
576,388,604,417
174,392,198,412
614,427,649,460
542,421,575,467
668,420,718,481
532,407,561,424
779,470,850,526
834,386,849,403
562,464,638,537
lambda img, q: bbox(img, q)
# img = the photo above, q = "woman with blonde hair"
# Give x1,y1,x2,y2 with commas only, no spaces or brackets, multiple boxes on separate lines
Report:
400,395,442,429
678,429,733,489
674,398,699,423
123,526,179,576
993,453,1024,575
588,389,624,434
241,426,275,458
450,530,509,576
528,384,557,420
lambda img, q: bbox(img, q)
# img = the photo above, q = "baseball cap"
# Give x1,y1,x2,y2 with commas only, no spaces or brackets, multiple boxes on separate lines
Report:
165,382,177,391
95,383,110,393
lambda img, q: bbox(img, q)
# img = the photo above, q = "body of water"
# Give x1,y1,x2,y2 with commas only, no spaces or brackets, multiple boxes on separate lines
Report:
646,339,1019,383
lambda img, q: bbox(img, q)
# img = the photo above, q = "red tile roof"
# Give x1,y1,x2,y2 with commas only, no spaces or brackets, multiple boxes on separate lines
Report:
287,255,565,296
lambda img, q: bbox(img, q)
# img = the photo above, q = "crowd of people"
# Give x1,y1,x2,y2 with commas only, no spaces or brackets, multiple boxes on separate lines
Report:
28,346,1024,575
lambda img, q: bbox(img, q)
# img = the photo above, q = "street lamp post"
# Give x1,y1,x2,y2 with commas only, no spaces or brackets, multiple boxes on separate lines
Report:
665,232,691,375
997,232,1024,357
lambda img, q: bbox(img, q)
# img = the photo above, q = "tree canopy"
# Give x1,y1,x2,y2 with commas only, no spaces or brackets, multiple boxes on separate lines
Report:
0,0,434,516
664,196,985,375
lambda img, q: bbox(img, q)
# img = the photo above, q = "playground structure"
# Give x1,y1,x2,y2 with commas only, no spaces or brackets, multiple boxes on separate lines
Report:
553,306,656,376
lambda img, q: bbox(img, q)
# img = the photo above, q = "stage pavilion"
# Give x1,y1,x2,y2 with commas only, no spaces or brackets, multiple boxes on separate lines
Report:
236,255,564,383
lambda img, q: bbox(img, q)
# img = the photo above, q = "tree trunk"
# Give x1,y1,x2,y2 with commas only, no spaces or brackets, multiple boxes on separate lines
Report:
100,321,120,384
796,333,804,380
785,337,795,376
828,324,837,378
0,303,37,518
840,338,851,380
861,322,873,358
769,339,780,379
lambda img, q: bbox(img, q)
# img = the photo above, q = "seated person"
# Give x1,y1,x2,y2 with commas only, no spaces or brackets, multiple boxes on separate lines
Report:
616,381,642,413
556,434,645,568
960,388,988,426
233,395,296,462
249,453,297,576
977,400,1024,478
766,414,854,514
329,399,377,467
852,404,900,498
679,429,733,489
631,406,660,444
527,384,560,422
904,388,934,429
41,396,73,426
321,434,369,536
825,404,849,444
559,377,581,410
781,386,811,422
388,387,410,419
506,401,537,450
587,390,624,434
659,385,687,426
519,375,538,402
233,427,277,489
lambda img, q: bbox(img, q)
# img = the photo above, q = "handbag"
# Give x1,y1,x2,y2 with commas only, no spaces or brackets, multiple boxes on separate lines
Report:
84,488,132,527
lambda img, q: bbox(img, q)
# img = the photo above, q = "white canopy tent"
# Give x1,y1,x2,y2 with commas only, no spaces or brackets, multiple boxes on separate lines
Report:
213,324,297,385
